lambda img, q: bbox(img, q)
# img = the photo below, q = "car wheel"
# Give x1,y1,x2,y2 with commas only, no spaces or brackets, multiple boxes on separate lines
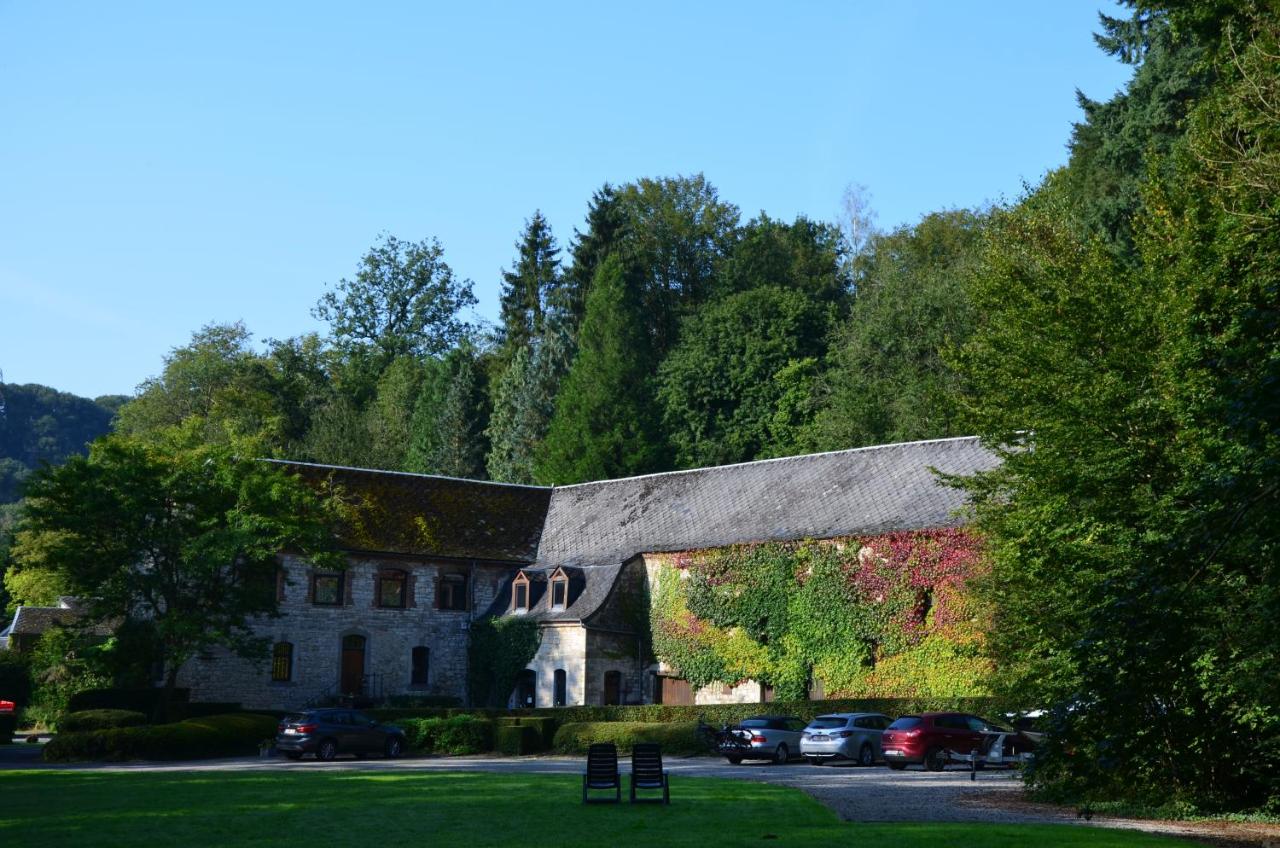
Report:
385,736,404,759
726,755,743,765
316,739,339,762
858,743,875,767
924,747,947,772
887,761,907,771
284,752,303,761
773,744,789,764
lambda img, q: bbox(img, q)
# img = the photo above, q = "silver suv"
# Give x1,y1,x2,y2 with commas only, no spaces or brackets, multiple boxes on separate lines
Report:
800,712,891,766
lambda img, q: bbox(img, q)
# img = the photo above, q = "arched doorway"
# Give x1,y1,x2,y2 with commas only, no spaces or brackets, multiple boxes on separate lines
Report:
341,634,366,695
553,669,567,706
603,670,622,705
515,669,536,707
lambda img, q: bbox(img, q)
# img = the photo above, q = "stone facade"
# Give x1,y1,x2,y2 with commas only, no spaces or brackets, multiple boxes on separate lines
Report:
171,438,997,710
178,554,516,711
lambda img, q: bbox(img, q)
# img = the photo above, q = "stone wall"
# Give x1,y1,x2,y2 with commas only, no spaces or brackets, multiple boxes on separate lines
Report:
177,553,517,711
521,623,586,707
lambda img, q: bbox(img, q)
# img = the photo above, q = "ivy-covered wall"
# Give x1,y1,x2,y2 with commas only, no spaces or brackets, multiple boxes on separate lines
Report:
648,529,991,701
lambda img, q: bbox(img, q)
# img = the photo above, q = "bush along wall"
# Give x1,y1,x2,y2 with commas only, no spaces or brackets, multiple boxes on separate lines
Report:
553,721,705,756
43,713,278,762
399,715,493,755
650,531,993,699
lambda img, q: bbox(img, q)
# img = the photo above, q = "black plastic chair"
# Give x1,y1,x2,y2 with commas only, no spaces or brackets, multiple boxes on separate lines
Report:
629,743,670,804
582,742,621,803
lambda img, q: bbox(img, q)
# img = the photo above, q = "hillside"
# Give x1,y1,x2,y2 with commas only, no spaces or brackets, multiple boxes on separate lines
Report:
0,383,125,504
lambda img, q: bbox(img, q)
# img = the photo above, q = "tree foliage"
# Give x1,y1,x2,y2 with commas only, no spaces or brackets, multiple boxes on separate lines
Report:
817,210,987,449
658,286,828,468
10,434,343,702
312,233,476,371
953,2,1280,810
536,256,665,484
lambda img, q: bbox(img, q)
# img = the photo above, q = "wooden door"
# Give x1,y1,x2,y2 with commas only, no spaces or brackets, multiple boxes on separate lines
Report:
659,676,693,706
603,671,622,705
341,635,366,694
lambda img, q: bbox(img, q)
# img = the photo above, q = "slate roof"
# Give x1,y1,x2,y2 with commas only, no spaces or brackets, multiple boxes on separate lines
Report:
267,460,551,563
272,437,998,625
536,436,998,571
6,605,114,638
521,436,998,622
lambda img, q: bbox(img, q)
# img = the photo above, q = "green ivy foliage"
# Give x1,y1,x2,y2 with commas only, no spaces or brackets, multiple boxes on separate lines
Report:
466,616,541,708
650,530,990,700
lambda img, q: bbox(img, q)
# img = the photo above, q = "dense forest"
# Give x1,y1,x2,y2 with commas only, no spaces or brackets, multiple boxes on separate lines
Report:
2,0,1277,813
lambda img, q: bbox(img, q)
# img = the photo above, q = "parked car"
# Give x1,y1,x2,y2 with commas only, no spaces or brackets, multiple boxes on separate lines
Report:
275,708,406,761
800,712,892,766
718,715,807,764
0,700,14,714
880,712,1038,771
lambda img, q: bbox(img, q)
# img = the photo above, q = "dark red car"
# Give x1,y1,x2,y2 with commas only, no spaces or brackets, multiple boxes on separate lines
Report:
880,712,1036,771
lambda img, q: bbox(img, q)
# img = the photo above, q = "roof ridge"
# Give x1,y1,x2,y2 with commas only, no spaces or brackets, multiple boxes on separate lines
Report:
551,435,983,491
262,458,552,491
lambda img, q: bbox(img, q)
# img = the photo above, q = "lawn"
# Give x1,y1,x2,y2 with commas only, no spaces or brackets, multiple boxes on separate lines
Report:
0,770,1199,848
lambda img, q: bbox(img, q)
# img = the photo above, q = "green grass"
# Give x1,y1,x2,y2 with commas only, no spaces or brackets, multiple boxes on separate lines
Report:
0,770,1201,847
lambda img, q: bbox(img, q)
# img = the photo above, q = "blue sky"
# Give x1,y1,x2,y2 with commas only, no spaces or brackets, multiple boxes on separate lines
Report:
0,1,1132,399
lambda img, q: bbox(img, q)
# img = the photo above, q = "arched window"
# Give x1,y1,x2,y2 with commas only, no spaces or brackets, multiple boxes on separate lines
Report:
377,569,407,609
553,669,567,706
411,646,429,686
271,642,293,682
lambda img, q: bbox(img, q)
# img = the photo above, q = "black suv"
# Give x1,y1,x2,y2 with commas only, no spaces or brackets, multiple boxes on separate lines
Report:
276,709,406,761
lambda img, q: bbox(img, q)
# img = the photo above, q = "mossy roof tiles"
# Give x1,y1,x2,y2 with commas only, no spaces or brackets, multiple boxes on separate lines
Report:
267,461,552,563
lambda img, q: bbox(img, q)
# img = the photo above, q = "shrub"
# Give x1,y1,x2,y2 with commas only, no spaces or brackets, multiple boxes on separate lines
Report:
552,721,704,756
58,709,148,733
400,715,492,755
165,702,241,722
0,714,16,741
43,713,278,762
495,724,541,756
383,694,462,709
67,688,190,715
0,652,32,713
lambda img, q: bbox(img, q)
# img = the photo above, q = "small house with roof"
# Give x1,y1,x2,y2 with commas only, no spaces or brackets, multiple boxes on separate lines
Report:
176,436,998,710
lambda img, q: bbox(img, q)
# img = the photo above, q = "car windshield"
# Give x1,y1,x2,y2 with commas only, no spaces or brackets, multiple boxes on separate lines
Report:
282,713,310,724
887,716,922,730
739,719,772,728
807,716,848,729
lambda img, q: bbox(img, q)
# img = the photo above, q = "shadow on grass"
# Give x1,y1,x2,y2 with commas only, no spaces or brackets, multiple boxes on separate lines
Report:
0,770,1200,848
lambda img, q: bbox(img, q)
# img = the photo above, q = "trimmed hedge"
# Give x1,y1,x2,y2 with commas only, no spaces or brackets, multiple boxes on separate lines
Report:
165,702,242,722
383,694,462,709
44,713,278,762
67,688,190,716
553,721,705,756
400,715,492,755
375,697,1019,729
495,724,541,756
0,714,16,741
58,710,149,733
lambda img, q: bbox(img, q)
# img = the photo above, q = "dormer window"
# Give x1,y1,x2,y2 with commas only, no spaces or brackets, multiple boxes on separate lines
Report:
550,570,568,609
512,572,530,612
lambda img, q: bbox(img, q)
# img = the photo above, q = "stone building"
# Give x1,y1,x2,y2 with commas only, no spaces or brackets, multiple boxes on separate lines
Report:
177,436,997,710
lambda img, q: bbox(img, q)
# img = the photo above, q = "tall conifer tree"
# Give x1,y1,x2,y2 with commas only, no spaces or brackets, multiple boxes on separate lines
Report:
496,212,560,369
534,256,664,484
